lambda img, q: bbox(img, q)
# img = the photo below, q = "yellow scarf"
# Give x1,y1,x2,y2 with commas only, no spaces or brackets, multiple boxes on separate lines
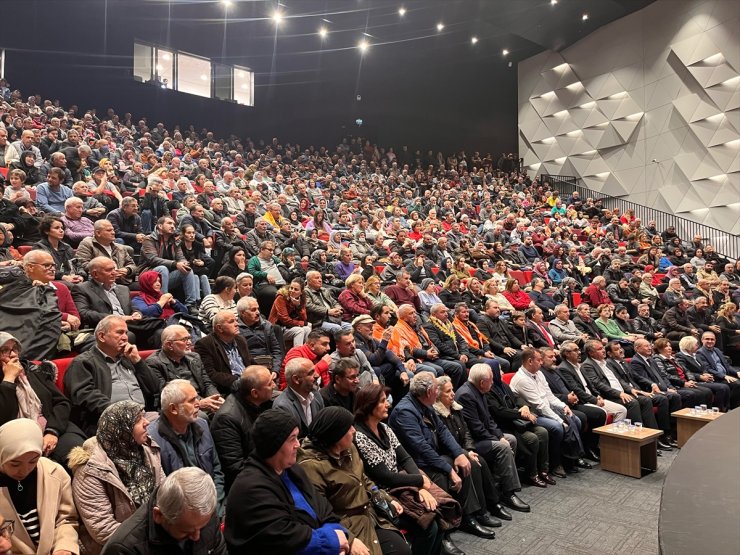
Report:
430,316,457,341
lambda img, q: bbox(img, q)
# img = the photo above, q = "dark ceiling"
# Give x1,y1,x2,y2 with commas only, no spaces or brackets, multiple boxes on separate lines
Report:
2,0,655,152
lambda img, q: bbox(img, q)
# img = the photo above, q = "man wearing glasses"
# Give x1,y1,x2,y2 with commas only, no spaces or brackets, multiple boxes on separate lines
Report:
146,324,224,417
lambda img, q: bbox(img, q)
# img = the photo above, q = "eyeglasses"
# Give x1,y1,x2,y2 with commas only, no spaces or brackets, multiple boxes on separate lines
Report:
0,520,14,539
171,337,193,344
28,262,56,269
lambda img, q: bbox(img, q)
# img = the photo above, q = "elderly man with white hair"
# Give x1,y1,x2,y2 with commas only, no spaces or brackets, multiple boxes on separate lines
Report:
147,379,226,515
101,467,226,555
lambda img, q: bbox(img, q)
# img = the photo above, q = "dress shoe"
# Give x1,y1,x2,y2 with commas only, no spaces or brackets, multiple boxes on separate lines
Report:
550,466,567,478
527,475,548,488
539,472,557,485
441,538,466,555
461,517,496,539
657,439,673,451
491,503,513,521
585,448,601,462
501,493,530,513
576,458,593,469
476,512,502,528
667,436,679,448
565,464,580,474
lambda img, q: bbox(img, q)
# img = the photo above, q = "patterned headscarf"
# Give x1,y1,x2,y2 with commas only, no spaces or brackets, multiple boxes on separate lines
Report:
96,400,155,508
0,332,45,429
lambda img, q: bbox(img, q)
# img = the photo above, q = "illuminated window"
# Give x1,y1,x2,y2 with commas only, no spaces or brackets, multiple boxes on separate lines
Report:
177,52,211,98
234,66,254,106
133,42,153,83
155,48,174,89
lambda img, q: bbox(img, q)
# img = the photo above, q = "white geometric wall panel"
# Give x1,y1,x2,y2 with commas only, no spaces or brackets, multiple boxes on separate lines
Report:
519,0,740,234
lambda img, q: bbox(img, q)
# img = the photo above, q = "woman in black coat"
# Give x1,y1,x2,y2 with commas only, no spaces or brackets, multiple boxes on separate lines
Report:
224,409,346,555
0,332,85,466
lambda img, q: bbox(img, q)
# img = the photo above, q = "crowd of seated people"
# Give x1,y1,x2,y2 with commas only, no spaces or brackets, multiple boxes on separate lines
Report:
1,83,740,554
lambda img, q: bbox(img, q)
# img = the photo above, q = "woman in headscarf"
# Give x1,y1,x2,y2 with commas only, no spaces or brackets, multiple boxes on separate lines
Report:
131,270,188,319
298,406,411,555
67,400,164,555
0,418,80,555
219,246,248,279
8,151,41,185
0,333,85,467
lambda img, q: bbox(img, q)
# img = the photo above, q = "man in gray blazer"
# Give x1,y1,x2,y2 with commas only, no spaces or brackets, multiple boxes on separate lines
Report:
273,357,325,438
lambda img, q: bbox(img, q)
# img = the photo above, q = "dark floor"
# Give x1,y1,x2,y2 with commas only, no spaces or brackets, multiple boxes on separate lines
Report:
451,449,677,555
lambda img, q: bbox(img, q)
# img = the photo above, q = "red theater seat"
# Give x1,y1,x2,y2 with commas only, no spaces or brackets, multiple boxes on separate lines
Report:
502,372,515,385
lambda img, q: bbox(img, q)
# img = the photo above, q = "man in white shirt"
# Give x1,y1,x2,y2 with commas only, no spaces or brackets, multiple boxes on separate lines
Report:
510,348,588,476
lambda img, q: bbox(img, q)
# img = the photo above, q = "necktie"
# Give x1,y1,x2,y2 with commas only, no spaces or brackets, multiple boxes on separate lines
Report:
538,323,555,347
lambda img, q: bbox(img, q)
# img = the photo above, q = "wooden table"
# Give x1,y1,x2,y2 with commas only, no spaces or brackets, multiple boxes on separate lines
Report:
594,423,663,478
672,408,723,447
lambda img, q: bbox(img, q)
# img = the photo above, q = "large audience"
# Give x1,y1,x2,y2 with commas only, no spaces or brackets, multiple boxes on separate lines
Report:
1,79,740,555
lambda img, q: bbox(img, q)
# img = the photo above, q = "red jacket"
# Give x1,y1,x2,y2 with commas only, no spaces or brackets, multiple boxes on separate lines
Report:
583,284,611,307
337,289,374,321
503,289,532,310
279,344,330,390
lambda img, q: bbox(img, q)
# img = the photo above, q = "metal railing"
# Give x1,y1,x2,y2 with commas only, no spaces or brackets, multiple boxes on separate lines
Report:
542,174,740,260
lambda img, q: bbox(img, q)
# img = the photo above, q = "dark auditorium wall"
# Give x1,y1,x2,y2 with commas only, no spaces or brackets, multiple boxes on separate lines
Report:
2,0,517,155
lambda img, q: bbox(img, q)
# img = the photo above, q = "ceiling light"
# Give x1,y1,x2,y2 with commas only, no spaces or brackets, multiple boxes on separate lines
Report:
502,49,509,56
471,36,478,44
551,0,558,5
221,0,231,6
582,13,589,21
436,22,444,31
162,53,171,61
358,39,369,52
241,84,248,90
272,10,283,24
236,71,244,78
319,27,328,38
156,65,163,72
398,7,406,16
200,74,208,81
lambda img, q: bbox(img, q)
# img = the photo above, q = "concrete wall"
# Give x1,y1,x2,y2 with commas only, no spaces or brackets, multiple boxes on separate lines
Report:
518,0,740,234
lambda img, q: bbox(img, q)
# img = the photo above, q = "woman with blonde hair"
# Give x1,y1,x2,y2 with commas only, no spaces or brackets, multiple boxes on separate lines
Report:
483,279,515,312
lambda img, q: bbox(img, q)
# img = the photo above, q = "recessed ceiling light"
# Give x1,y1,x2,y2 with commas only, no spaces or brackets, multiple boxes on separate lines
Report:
436,22,444,31
319,27,328,38
200,74,208,81
272,10,283,24
582,13,589,21
398,7,406,16
221,0,231,6
471,36,478,44
502,49,509,56
551,0,557,5
358,40,369,52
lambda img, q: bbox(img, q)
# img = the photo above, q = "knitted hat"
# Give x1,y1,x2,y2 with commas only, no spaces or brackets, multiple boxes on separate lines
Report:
421,278,435,291
308,407,354,450
252,409,299,460
0,418,43,466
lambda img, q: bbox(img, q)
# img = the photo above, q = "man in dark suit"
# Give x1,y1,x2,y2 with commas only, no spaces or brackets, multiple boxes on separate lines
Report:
211,365,274,491
696,331,740,409
456,363,526,509
477,299,524,371
605,341,672,446
195,310,252,396
675,335,730,411
72,257,140,329
525,307,557,349
544,344,608,461
272,357,324,438
582,340,674,449
629,339,683,414
64,315,159,436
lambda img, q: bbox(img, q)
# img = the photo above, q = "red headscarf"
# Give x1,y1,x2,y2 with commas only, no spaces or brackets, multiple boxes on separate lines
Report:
137,270,175,319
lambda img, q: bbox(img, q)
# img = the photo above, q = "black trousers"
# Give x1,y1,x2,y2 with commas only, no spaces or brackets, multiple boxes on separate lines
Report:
425,454,498,518
375,527,412,555
675,386,713,408
513,425,549,477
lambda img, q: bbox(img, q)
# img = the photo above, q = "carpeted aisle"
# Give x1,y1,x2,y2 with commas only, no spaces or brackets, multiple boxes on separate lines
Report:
452,449,677,555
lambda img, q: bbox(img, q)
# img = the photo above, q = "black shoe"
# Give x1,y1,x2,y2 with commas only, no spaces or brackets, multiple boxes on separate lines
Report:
657,439,673,451
657,449,663,457
461,517,496,539
491,503,513,521
539,471,557,485
527,475,548,488
667,437,679,448
501,493,530,513
565,464,580,474
476,512,502,528
551,466,567,478
585,448,601,462
576,458,593,469
441,538,466,555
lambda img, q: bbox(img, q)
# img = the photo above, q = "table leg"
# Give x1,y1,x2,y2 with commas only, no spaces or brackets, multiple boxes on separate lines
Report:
641,440,658,472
